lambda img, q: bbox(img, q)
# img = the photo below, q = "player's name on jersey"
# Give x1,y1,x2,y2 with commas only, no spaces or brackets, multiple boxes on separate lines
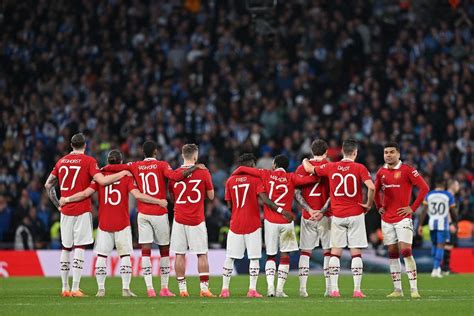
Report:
138,164,158,170
337,165,350,172
235,177,248,182
60,159,82,164
269,175,288,182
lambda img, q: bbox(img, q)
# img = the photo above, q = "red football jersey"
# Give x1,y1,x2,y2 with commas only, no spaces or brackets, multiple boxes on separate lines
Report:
315,159,372,218
51,152,100,216
375,161,429,223
225,174,265,234
102,158,185,216
90,171,136,232
233,166,318,224
295,159,332,219
169,166,214,226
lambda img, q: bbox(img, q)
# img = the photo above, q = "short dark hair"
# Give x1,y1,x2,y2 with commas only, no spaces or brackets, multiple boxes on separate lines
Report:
273,154,289,170
342,139,358,156
236,153,256,167
107,150,123,164
311,139,328,156
143,140,157,158
435,178,445,188
384,141,400,152
182,144,199,160
71,133,86,149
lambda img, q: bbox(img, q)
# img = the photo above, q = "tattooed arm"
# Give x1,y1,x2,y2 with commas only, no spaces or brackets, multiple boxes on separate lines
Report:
44,174,60,209
295,189,314,212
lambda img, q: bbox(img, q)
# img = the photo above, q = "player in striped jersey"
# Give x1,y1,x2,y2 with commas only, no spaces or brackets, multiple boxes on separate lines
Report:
418,179,457,278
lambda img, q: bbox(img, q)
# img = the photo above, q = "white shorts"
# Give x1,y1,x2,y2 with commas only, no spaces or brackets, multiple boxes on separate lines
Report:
330,214,368,249
60,212,94,248
170,221,208,254
382,218,414,245
264,220,299,256
94,226,133,257
300,216,331,250
226,228,262,259
137,213,170,245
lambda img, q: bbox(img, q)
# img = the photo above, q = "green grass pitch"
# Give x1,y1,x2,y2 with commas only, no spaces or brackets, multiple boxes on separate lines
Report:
1,274,472,315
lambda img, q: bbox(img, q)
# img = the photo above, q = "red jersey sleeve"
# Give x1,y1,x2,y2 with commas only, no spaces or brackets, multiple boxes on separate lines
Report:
233,166,265,178
163,162,185,182
292,173,319,187
127,177,137,192
407,166,429,210
204,171,214,191
255,178,266,194
295,165,307,176
51,162,59,178
224,179,231,201
89,181,98,191
315,163,330,177
359,164,372,182
88,158,100,178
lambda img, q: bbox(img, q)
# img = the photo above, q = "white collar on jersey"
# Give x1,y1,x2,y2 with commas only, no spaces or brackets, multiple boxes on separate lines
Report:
275,168,286,172
341,158,355,162
181,164,194,168
310,157,325,162
70,151,85,155
144,158,157,161
383,160,402,170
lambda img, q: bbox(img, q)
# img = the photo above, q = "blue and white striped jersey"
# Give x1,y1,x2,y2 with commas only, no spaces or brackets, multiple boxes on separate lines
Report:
424,190,455,231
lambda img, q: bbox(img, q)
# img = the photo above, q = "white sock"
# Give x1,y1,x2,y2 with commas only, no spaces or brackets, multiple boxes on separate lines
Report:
120,256,132,290
222,257,234,290
276,261,290,292
95,256,107,291
389,258,402,291
323,254,331,292
351,256,363,292
71,248,84,292
60,250,71,291
328,256,340,292
142,256,154,290
177,277,187,293
298,254,310,291
265,260,276,291
249,259,260,291
403,256,418,291
160,256,170,289
199,273,210,291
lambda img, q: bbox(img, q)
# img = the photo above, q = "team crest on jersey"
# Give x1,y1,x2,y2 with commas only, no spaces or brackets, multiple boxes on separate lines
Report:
394,171,401,179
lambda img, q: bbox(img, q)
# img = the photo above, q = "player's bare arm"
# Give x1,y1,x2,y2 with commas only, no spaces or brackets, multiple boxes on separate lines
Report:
130,189,168,208
295,189,321,221
374,172,384,214
206,190,215,200
258,192,295,223
302,158,317,174
359,179,375,211
60,187,96,206
417,204,429,235
93,170,131,186
449,204,458,228
44,173,60,209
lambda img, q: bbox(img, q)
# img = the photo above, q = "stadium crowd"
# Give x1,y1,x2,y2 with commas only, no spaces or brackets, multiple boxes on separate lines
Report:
0,0,472,249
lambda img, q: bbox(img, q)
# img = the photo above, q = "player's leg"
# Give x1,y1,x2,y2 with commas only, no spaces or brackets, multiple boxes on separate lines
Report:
190,222,215,297
433,239,446,278
348,214,368,298
246,228,263,298
220,229,245,297
442,231,455,275
319,216,332,296
328,216,347,297
71,212,94,297
116,226,136,297
59,214,73,296
94,228,114,297
154,214,174,296
396,218,420,298
298,218,317,297
264,220,278,297
137,214,156,296
382,220,403,297
276,222,298,297
170,221,188,297
429,229,438,276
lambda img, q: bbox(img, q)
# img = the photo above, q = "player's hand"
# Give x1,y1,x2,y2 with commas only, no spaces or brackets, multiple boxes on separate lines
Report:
282,210,295,223
59,197,67,207
309,210,324,221
123,170,133,177
359,202,372,213
449,223,457,233
397,206,414,217
417,226,423,236
195,163,207,170
157,199,168,208
378,207,385,215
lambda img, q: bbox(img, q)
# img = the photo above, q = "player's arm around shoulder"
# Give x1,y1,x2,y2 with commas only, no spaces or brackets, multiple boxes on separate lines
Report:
131,188,168,208
60,187,96,207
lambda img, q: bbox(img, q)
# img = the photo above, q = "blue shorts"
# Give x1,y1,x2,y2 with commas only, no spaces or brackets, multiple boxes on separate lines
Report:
430,230,450,244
